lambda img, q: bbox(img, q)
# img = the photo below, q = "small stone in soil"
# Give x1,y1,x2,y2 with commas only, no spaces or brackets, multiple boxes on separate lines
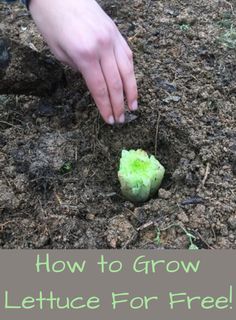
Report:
158,188,171,199
228,215,236,230
177,212,189,223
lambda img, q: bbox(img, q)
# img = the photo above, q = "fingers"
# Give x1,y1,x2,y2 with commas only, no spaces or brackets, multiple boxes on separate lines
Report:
100,50,125,123
64,33,138,124
80,60,115,124
119,34,134,62
115,36,138,112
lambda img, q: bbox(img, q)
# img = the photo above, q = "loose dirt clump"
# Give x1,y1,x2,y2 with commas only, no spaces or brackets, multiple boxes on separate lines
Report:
0,0,235,249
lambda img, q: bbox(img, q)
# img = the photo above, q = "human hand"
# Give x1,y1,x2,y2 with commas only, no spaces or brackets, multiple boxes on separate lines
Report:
29,0,138,124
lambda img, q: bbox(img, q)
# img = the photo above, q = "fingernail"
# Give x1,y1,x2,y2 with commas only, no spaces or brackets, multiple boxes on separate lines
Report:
118,114,125,124
131,100,138,111
108,115,115,125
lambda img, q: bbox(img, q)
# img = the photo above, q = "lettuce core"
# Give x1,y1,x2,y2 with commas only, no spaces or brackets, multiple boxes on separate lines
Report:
118,149,165,202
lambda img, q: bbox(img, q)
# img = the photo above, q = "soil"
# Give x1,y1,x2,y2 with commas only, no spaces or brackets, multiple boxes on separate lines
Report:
0,0,235,249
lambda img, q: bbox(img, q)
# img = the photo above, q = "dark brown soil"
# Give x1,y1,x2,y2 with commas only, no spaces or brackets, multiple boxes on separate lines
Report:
0,0,235,249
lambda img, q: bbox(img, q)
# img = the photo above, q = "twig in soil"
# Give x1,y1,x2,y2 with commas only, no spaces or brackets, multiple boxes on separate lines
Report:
28,42,39,52
54,192,63,206
136,216,164,231
195,231,215,250
154,111,161,157
74,146,78,162
128,31,141,43
0,120,23,130
137,220,155,231
54,192,81,211
122,231,138,249
124,207,146,224
2,172,12,188
0,221,14,232
202,162,210,186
